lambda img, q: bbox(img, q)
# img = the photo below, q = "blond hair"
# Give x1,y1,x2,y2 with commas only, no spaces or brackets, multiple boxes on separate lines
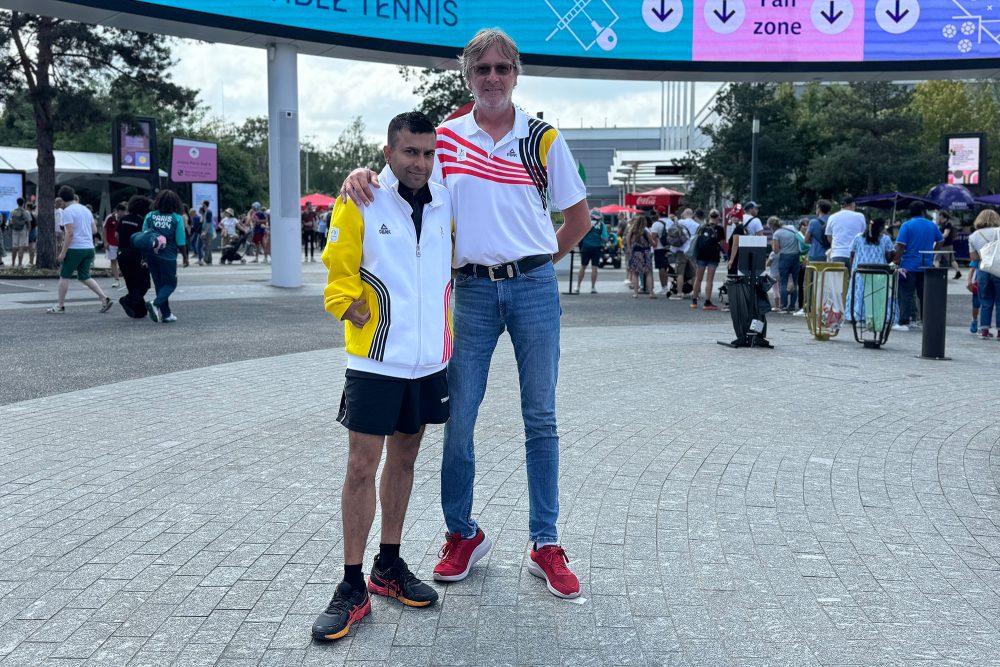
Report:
974,209,1000,229
459,29,522,82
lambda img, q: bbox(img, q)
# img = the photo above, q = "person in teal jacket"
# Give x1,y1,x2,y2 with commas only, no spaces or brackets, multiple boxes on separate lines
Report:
575,209,608,294
142,189,186,323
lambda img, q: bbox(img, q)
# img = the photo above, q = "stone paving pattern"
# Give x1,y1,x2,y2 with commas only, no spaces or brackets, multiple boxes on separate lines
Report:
2,316,1000,666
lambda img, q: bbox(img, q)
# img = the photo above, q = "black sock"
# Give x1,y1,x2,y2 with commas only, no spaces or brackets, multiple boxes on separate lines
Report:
377,543,400,568
344,563,364,590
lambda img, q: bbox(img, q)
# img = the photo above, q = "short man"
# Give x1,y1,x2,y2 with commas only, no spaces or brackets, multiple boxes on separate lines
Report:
199,200,215,265
311,112,449,641
825,196,866,267
104,202,125,288
669,208,700,297
741,201,765,236
892,200,943,329
46,186,113,314
650,209,672,295
8,198,31,268
343,29,591,599
576,209,607,293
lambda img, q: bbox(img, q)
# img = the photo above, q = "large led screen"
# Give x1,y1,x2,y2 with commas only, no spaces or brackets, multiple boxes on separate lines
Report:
128,0,1000,69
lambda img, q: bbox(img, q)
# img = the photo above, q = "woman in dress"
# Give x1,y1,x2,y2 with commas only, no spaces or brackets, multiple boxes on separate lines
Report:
625,214,656,299
847,217,896,327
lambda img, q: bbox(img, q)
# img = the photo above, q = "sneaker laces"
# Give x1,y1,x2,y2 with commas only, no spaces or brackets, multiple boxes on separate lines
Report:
537,545,571,573
438,531,463,563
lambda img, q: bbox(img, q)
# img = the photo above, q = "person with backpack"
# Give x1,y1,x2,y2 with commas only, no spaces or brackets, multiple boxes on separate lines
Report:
667,208,698,297
575,209,608,294
691,209,725,310
649,208,672,295
8,198,31,268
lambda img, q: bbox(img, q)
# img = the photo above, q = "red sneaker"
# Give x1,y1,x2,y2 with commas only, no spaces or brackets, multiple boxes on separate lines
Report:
527,545,580,599
432,527,492,582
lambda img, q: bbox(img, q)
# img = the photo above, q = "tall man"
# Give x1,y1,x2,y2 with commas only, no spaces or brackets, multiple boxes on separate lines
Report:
893,200,943,329
343,28,592,599
312,113,449,641
46,186,113,314
825,196,866,267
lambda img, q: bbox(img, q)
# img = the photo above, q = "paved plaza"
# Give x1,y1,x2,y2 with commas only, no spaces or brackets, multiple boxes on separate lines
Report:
1,261,999,666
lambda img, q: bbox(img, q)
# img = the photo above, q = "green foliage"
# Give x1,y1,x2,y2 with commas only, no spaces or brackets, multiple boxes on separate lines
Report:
399,66,472,126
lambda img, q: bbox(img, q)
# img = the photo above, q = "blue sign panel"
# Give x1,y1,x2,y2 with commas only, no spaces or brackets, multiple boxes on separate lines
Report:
82,0,1000,72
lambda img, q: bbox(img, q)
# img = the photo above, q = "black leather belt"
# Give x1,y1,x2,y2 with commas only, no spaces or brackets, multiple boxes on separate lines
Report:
458,254,552,281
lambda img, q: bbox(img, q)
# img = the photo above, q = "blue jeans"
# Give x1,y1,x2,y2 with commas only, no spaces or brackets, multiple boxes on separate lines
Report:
777,254,799,309
190,231,202,260
442,262,561,544
146,254,178,318
979,271,1000,329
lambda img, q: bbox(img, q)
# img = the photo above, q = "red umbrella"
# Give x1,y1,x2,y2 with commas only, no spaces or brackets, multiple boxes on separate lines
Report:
597,204,641,214
300,193,336,210
625,187,685,209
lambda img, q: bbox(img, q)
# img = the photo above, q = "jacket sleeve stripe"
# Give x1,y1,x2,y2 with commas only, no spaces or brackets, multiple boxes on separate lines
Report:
360,267,391,362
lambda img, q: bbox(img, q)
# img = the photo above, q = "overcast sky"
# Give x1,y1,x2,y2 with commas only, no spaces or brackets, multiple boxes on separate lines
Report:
170,41,723,149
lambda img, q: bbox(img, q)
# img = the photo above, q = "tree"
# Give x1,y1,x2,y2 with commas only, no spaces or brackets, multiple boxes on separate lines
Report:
684,82,808,215
399,66,472,126
0,11,197,268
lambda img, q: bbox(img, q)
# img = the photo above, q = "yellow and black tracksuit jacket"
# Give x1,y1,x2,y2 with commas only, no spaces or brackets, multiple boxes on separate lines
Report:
322,166,454,379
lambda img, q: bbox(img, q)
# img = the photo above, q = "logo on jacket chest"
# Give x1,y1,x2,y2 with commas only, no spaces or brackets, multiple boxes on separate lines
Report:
379,224,391,235
456,147,467,162
507,148,517,158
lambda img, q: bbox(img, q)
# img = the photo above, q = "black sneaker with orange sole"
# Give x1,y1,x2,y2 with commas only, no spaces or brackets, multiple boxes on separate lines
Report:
368,556,438,607
311,580,371,641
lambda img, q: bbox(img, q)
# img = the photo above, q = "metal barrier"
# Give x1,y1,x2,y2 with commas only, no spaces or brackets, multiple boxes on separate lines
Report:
803,262,848,341
848,263,898,349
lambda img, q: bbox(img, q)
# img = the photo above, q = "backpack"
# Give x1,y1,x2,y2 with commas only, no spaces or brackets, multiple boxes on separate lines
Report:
665,221,690,248
9,208,28,231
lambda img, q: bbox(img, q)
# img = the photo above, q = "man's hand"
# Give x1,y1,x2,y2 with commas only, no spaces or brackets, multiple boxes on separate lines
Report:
340,168,381,207
342,299,371,328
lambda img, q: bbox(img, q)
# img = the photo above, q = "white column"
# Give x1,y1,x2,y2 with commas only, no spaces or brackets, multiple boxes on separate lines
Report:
267,42,302,288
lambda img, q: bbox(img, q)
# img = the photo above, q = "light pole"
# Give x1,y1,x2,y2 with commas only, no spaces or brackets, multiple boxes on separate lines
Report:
750,115,760,203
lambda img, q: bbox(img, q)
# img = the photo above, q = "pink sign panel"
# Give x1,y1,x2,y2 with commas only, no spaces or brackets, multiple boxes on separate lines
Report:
693,0,864,62
171,138,218,183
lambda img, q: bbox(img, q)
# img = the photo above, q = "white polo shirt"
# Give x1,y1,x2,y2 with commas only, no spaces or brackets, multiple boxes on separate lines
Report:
434,106,587,267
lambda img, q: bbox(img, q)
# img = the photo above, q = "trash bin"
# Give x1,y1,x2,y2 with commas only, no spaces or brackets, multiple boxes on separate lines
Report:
848,263,898,348
722,274,774,348
804,262,848,341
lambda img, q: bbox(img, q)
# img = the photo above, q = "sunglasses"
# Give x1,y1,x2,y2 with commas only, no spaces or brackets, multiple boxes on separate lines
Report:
472,63,515,76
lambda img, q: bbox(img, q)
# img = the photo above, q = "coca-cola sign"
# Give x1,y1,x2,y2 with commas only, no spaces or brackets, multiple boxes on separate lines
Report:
635,196,657,206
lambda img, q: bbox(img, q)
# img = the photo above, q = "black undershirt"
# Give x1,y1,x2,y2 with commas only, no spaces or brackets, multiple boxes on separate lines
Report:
399,183,432,242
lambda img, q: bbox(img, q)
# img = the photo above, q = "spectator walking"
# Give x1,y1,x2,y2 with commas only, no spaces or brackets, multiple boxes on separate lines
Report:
116,194,152,318
826,196,866,267
968,209,1000,338
104,202,125,288
668,209,699,297
691,209,725,310
46,185,113,314
199,200,216,265
893,200,943,329
54,197,65,256
26,202,38,266
302,202,317,262
575,209,607,294
141,189,187,323
650,209,672,296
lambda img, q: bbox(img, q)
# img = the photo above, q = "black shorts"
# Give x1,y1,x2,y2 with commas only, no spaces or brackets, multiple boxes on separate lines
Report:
337,368,449,436
653,248,669,270
579,246,601,266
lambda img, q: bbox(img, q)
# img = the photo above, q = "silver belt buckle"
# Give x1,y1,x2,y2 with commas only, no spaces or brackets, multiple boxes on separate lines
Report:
487,263,514,281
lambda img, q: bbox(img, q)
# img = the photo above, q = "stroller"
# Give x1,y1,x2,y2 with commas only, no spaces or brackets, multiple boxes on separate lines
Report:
220,232,249,264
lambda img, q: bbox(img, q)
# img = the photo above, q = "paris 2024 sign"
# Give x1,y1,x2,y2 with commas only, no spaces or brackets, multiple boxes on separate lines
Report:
46,0,1000,75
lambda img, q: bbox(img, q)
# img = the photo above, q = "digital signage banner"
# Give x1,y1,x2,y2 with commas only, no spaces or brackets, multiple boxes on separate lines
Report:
130,0,1000,67
946,134,985,187
171,138,219,183
116,119,154,172
0,171,26,215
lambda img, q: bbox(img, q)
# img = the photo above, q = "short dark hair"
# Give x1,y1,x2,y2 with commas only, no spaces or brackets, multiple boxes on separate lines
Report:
816,199,832,214
152,189,183,215
57,185,75,202
908,200,926,217
127,194,151,218
693,208,705,219
16,197,24,206
202,200,209,207
842,195,855,206
115,201,127,212
387,111,436,147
